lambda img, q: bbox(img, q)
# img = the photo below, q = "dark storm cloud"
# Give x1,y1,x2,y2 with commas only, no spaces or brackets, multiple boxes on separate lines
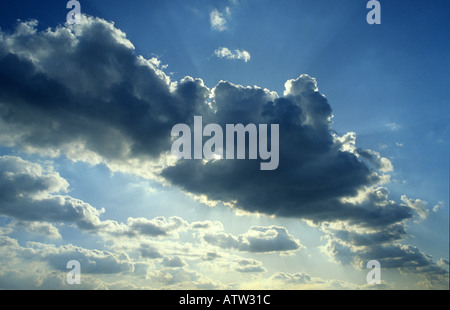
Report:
0,16,420,229
161,78,412,228
0,18,205,164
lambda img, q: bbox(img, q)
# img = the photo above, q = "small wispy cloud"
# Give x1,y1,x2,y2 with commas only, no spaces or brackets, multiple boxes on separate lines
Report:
386,122,401,131
214,47,251,62
210,9,227,31
433,201,445,213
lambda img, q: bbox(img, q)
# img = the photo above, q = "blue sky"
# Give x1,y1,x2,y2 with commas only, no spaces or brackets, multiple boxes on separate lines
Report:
0,0,448,289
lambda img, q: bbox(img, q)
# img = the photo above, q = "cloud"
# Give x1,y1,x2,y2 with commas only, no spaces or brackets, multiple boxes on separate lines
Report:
386,122,401,131
0,155,189,241
400,195,429,221
0,156,105,230
161,256,187,268
214,47,251,62
0,16,204,180
147,266,228,289
138,243,163,259
37,244,135,275
234,258,266,273
0,210,234,288
0,234,159,289
196,223,302,253
433,201,445,213
0,16,446,289
161,77,415,229
268,272,356,289
0,235,136,275
201,252,220,261
328,224,406,247
271,272,311,284
269,271,391,290
0,17,414,229
14,221,62,239
210,9,228,31
0,155,69,200
190,220,224,232
437,258,449,269
321,222,449,289
355,149,393,173
108,216,189,238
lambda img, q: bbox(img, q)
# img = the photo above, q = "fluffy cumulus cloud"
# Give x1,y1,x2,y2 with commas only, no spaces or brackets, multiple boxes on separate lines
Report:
0,17,207,180
0,155,105,230
103,216,189,239
13,221,62,239
321,220,448,289
0,16,447,289
0,154,302,288
0,211,269,289
161,256,187,268
0,234,148,289
210,8,228,31
194,223,302,253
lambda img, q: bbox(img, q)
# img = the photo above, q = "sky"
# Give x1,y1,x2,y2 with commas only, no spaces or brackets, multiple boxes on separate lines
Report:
0,0,448,290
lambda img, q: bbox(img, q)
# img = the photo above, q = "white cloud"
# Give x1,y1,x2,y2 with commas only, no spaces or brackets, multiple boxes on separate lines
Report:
138,243,163,259
210,9,227,31
432,201,445,213
0,156,105,230
201,225,303,253
97,216,190,244
147,267,227,289
401,195,429,221
386,122,401,131
234,258,266,273
14,221,62,239
319,219,449,289
190,220,224,232
355,149,393,173
161,256,186,268
214,47,251,62
0,235,154,289
0,17,404,229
